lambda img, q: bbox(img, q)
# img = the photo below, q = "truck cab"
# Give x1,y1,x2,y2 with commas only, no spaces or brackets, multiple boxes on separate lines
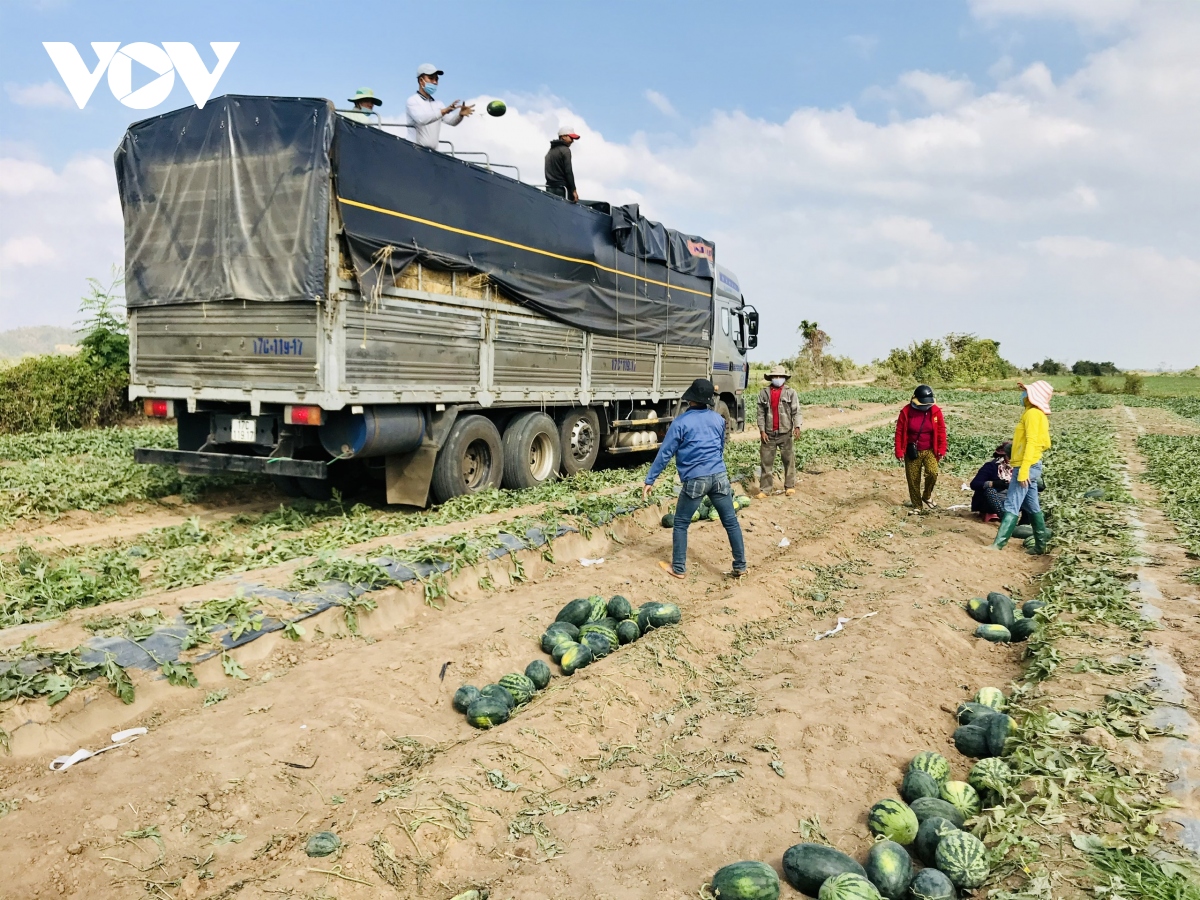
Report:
710,264,758,431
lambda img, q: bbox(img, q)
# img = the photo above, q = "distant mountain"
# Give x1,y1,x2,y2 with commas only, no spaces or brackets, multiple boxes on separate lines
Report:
0,326,82,360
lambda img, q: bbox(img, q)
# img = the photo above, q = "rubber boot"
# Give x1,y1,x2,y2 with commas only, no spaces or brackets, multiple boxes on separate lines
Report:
1026,511,1049,555
989,512,1019,550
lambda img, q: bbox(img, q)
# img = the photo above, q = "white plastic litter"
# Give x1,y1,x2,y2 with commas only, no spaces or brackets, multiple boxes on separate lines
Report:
961,482,972,492
778,537,790,548
579,557,605,567
815,610,878,641
946,504,970,511
50,727,147,772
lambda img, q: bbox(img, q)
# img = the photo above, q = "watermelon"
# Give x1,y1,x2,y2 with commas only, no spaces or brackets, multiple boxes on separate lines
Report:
974,687,1006,710
818,873,880,900
966,597,990,623
935,829,989,889
863,840,912,900
908,751,950,788
900,769,940,803
305,831,341,857
579,622,619,647
1009,618,1037,642
452,684,481,713
607,595,633,620
581,630,614,659
551,639,578,663
910,796,965,828
479,683,515,709
541,622,579,654
781,844,867,897
486,99,507,117
465,696,510,728
968,758,1012,797
1084,488,1106,499
616,619,640,644
1012,524,1033,539
867,798,918,845
637,602,682,631
907,868,955,900
940,780,981,820
1022,599,1045,617
524,659,551,690
987,592,1016,629
953,724,990,759
498,673,535,705
914,815,959,866
662,513,675,528
555,599,592,627
956,701,998,726
984,713,1015,757
975,624,1011,643
586,595,608,622
710,860,780,900
559,641,593,675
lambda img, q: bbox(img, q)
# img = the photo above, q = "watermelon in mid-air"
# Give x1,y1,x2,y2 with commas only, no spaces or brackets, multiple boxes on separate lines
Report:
487,99,507,117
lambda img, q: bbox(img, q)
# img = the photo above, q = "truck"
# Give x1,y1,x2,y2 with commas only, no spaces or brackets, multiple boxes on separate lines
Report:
117,95,759,506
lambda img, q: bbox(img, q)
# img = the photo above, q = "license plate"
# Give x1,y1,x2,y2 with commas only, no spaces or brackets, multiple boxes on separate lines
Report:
231,418,257,443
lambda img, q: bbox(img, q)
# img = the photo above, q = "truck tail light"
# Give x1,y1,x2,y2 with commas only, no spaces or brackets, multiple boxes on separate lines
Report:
284,405,323,425
143,399,175,418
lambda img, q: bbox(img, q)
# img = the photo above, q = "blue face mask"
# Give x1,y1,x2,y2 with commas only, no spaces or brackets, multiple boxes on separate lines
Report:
423,80,438,97
1021,390,1028,401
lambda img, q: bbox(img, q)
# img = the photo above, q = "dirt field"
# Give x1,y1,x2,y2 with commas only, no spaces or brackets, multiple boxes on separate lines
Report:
1,401,1196,900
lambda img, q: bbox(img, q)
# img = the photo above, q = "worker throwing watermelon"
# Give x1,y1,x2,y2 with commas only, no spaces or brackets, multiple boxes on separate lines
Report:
642,378,748,580
406,63,474,149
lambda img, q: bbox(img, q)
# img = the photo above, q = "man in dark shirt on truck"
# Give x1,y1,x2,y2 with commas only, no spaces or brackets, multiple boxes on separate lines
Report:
544,125,580,202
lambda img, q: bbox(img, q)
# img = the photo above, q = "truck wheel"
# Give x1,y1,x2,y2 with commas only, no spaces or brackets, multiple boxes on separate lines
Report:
716,399,737,436
431,415,504,502
502,412,561,490
557,408,600,476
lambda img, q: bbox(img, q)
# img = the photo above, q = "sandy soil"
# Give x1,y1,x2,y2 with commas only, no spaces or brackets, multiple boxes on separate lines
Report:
0,463,1047,900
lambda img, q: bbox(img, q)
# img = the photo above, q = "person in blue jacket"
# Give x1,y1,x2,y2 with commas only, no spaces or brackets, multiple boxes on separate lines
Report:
642,378,747,579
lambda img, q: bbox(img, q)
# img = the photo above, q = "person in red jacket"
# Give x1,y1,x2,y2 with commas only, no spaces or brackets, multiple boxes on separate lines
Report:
894,384,948,509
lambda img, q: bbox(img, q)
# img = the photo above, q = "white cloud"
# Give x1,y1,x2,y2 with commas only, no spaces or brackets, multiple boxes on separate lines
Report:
644,89,678,118
898,71,975,109
4,81,77,109
969,0,1142,28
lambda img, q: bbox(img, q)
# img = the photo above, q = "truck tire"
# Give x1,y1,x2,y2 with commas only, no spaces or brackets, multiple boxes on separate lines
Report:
502,412,561,490
431,415,504,502
557,407,601,476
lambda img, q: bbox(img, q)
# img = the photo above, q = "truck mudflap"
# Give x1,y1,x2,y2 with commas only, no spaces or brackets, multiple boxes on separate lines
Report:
133,448,328,480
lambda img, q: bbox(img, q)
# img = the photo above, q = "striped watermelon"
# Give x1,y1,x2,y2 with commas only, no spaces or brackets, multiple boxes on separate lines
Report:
581,629,614,659
914,815,958,866
498,673,535,705
910,796,965,828
606,595,633,620
452,685,480,713
616,619,640,644
551,639,578,663
908,751,950,787
555,598,593,627
935,829,990,889
974,687,1006,710
968,758,1013,797
710,860,780,900
586,595,608,622
465,696,509,728
541,622,579,654
479,683,515,709
559,641,593,675
900,769,940,803
782,844,867,896
524,660,551,690
867,798,918,844
863,840,911,899
579,622,619,647
907,868,955,900
818,872,881,900
940,780,982,820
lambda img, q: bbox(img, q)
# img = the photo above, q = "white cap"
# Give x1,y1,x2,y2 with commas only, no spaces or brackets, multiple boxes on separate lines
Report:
416,63,444,77
557,125,581,139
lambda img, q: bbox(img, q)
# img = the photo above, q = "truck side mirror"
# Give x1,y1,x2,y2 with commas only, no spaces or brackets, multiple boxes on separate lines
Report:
744,307,759,350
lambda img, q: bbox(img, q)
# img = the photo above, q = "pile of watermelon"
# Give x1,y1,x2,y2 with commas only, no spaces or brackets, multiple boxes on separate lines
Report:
541,594,680,675
966,591,1043,644
661,494,751,528
453,658,552,729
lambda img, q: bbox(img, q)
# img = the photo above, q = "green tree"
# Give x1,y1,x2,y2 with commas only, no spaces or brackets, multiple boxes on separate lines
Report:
76,268,128,371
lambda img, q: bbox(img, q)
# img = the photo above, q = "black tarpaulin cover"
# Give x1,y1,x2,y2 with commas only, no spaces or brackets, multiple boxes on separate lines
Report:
115,95,716,347
116,96,334,308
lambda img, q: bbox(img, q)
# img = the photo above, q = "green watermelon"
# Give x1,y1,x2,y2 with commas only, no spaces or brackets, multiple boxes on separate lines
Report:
305,831,341,857
486,99,507,117
914,815,959,866
541,622,579,653
616,619,640,644
559,641,593,674
867,798,918,845
607,595,633,620
987,592,1016,629
953,724,990,759
1022,599,1045,617
586,595,608,622
1084,488,1106,499
465,696,510,728
781,844,868,896
974,687,1006,710
710,860,780,900
524,660,551,690
956,701,998,726
479,683,515,709
818,873,880,900
498,673,535,705
900,769,940,803
863,840,911,900
637,601,682,631
910,796,965,828
555,598,592,627
935,829,989,889
984,713,1015,757
452,684,481,713
662,512,675,528
579,622,619,647
968,757,1013,797
908,751,950,788
1010,618,1037,642
975,624,1011,643
907,868,955,900
940,780,981,820
581,630,614,659
1012,524,1033,539
966,597,990,622
551,639,578,663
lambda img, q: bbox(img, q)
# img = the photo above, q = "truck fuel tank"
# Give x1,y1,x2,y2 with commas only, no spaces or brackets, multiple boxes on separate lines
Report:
319,405,425,460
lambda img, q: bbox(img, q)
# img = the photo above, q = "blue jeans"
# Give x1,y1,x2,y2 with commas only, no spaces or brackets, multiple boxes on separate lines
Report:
1004,462,1043,517
671,473,747,575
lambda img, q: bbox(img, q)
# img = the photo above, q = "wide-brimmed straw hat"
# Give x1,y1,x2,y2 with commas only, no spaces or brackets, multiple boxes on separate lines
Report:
1020,380,1053,414
764,365,790,380
348,87,382,106
682,378,715,405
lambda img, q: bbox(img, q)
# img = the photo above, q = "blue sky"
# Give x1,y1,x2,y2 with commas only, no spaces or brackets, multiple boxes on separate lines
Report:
1,0,1197,368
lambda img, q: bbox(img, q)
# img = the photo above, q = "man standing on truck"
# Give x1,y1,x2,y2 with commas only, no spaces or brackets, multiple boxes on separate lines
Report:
544,126,580,202
642,378,748,580
343,87,382,123
406,63,473,149
755,365,802,497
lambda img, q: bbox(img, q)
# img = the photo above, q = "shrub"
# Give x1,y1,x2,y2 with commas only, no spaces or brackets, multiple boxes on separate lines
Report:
0,353,131,433
1072,360,1120,377
1123,373,1144,395
878,333,1015,385
1032,358,1066,375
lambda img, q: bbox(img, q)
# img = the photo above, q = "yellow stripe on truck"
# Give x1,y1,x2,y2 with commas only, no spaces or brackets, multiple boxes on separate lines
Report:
337,196,712,298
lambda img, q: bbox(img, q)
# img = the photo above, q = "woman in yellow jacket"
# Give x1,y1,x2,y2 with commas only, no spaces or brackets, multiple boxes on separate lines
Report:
991,380,1053,553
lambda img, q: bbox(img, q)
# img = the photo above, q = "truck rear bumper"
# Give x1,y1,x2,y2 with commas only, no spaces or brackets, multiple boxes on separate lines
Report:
133,448,328,480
